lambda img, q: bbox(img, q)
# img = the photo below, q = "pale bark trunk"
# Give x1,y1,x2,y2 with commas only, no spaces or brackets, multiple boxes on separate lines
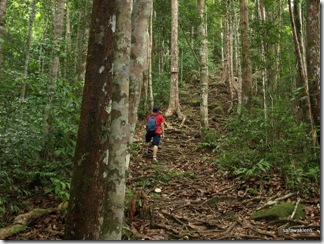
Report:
101,0,132,239
221,1,234,112
288,0,316,147
148,5,154,111
258,0,267,119
239,0,252,108
20,0,37,101
63,1,71,80
44,0,65,134
197,0,208,129
165,0,185,120
129,0,152,147
64,0,115,239
74,1,91,84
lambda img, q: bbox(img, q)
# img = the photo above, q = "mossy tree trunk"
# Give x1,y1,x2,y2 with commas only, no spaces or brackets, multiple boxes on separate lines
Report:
101,0,132,240
64,0,115,239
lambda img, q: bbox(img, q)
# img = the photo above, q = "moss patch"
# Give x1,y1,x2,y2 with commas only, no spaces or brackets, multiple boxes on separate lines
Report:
250,203,305,221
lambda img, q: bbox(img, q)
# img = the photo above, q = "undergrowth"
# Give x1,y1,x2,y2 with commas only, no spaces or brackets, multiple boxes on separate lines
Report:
201,101,320,192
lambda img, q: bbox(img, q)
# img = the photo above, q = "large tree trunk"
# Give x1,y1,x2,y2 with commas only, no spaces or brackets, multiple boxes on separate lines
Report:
101,0,132,239
197,0,208,129
306,0,320,143
165,0,185,121
239,0,252,108
64,0,115,239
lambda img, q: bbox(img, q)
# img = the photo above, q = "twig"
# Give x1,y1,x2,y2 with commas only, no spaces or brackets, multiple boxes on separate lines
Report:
221,221,237,236
161,211,188,228
256,192,296,211
290,198,301,219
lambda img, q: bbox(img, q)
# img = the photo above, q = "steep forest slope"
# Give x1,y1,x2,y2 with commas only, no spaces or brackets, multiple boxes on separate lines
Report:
124,75,320,240
2,75,320,240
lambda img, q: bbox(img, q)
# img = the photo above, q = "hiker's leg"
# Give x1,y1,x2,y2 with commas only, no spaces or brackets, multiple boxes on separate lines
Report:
145,133,153,152
153,145,158,157
152,134,161,159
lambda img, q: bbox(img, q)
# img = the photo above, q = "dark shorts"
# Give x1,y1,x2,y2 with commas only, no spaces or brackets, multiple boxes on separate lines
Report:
145,133,161,146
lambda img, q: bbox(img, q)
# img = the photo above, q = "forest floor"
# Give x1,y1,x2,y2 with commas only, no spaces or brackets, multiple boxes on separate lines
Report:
3,80,321,241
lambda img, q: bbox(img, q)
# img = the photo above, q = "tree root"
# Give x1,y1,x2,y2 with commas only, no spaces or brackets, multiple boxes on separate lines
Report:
0,208,51,239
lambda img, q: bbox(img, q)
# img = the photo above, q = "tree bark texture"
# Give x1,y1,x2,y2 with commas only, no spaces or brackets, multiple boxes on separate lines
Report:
197,0,208,128
306,0,320,136
129,0,152,146
43,0,66,134
239,0,252,108
101,0,132,239
165,0,184,120
20,0,37,101
64,0,115,239
288,0,316,147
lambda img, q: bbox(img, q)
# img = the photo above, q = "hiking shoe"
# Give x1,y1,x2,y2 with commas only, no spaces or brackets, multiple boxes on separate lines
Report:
153,158,159,163
144,149,152,154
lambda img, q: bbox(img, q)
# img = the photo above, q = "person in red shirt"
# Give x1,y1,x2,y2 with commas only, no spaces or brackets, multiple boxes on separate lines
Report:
145,106,165,162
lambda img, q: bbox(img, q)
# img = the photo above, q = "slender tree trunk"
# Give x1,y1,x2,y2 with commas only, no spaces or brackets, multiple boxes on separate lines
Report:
101,0,132,239
0,0,6,75
288,0,316,147
165,0,185,121
74,0,91,84
197,0,208,129
306,0,320,143
64,0,115,239
239,0,252,108
257,0,268,120
129,0,152,147
63,1,71,80
221,1,234,112
20,0,37,101
43,0,66,134
147,4,154,112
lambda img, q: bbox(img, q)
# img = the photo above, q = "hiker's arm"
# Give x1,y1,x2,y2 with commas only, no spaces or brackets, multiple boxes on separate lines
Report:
161,123,165,138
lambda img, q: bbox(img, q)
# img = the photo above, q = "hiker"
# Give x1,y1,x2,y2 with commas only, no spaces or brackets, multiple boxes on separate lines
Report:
145,106,165,162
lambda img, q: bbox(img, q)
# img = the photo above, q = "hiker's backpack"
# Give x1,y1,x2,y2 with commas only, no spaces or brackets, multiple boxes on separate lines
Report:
146,114,158,132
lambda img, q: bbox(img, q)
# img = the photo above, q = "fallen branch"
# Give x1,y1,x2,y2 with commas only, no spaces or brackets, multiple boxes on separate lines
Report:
290,198,301,219
0,208,51,239
256,192,296,211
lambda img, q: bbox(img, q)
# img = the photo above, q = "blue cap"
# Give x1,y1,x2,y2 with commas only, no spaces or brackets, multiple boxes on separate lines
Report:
153,106,160,112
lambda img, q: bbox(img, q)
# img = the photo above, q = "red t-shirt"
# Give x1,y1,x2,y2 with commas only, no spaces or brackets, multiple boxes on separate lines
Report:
145,113,165,134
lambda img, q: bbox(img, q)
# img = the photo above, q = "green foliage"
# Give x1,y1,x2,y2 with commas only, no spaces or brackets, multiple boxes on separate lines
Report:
200,127,220,150
152,72,170,106
45,178,71,202
213,100,319,190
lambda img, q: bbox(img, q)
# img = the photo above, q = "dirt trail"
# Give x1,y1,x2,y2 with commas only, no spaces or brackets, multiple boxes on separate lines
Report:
127,115,320,240
126,81,320,240
4,80,320,240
